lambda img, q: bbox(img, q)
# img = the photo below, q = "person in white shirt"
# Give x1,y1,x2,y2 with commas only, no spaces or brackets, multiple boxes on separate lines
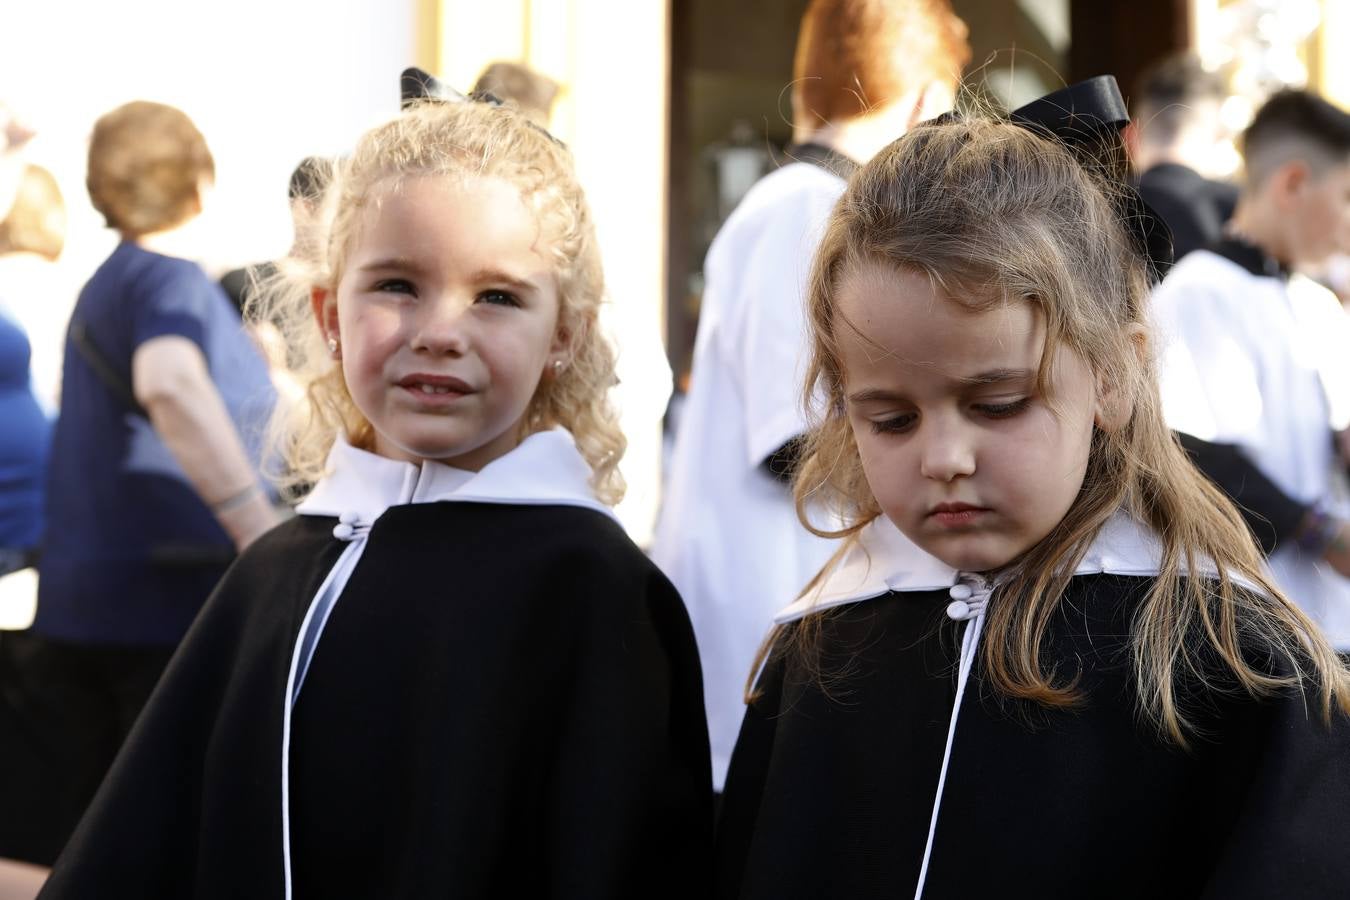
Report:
1155,89,1350,649
653,0,970,789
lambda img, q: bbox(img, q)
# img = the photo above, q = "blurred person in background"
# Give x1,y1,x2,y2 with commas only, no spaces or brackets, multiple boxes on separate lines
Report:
0,104,51,893
220,155,335,406
0,165,60,587
1127,53,1238,265
1313,252,1350,307
1156,89,1350,652
652,0,970,792
0,165,69,413
0,104,33,225
0,100,278,866
220,155,333,315
472,60,560,127
1129,63,1350,611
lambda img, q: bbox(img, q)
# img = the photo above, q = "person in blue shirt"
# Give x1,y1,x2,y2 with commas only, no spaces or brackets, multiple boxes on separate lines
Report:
0,163,61,572
0,309,48,567
0,100,278,866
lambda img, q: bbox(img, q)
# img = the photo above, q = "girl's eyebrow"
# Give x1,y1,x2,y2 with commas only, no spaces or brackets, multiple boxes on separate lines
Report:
465,267,541,294
847,368,1034,404
354,259,540,294
356,256,425,274
847,387,907,405
957,367,1035,386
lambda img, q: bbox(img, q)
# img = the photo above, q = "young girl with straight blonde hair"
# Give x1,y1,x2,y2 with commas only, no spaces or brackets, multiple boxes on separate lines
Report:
715,97,1350,899
41,95,711,900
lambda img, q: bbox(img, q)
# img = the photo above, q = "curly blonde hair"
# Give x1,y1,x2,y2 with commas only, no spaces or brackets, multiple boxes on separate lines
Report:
252,100,625,504
770,117,1350,745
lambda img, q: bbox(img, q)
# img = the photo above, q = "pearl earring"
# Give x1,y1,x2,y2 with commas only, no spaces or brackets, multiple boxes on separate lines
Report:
327,336,339,355
552,359,564,375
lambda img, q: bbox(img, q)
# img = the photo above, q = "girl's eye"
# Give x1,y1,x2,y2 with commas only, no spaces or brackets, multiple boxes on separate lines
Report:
374,278,415,295
477,289,521,307
870,413,916,435
973,397,1031,419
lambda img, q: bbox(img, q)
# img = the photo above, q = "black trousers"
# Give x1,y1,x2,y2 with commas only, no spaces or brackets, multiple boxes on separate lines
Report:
0,630,174,866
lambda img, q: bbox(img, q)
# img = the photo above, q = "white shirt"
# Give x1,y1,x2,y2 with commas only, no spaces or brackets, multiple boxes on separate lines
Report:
652,161,845,788
1154,249,1350,648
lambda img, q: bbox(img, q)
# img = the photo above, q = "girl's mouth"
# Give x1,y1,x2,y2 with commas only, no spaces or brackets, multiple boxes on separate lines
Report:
928,503,989,528
397,374,474,403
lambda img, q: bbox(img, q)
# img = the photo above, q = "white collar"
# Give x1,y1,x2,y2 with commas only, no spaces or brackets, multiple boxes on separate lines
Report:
295,428,617,524
775,510,1232,624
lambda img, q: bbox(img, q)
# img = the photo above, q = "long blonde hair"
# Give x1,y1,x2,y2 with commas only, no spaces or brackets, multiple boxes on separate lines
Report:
252,100,625,505
774,118,1350,745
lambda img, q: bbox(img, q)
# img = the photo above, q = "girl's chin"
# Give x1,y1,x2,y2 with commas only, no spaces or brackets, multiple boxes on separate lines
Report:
918,538,1021,574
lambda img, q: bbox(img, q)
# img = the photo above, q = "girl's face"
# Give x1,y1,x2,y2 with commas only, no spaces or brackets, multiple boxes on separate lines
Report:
835,262,1102,573
320,174,564,470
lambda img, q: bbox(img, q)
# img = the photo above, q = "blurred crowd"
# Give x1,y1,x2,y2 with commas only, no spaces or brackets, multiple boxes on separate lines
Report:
1,2,1349,896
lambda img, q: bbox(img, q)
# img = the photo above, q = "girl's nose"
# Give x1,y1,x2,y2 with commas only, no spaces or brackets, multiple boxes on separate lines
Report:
918,419,976,482
411,295,470,355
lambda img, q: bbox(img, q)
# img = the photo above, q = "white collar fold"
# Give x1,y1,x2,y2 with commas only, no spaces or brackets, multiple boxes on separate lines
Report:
775,510,1196,624
295,428,617,524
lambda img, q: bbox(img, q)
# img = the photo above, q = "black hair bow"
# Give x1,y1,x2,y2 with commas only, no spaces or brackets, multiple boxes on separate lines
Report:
399,67,563,146
1011,76,1173,283
934,75,1174,284
400,67,496,109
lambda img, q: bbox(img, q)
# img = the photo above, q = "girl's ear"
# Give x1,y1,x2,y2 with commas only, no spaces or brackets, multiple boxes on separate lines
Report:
549,307,588,371
310,287,340,351
551,320,573,357
1094,324,1148,431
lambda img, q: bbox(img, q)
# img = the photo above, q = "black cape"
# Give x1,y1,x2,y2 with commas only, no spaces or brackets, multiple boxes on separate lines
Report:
40,502,712,898
716,573,1350,899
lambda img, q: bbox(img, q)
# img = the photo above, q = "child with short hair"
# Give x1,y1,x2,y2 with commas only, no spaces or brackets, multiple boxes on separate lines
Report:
1154,89,1350,650
40,97,711,899
715,108,1350,898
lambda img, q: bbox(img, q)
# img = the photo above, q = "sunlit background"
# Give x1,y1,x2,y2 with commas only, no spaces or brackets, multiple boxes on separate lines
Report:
2,0,1349,546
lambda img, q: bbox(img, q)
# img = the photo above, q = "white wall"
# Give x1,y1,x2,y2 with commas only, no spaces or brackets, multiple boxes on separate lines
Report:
0,0,415,338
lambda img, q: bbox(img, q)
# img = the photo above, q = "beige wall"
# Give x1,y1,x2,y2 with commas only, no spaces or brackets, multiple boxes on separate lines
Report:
1316,0,1350,108
419,0,673,545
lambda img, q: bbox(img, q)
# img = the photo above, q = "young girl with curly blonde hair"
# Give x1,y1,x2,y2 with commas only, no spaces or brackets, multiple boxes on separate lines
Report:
41,96,711,900
716,101,1350,899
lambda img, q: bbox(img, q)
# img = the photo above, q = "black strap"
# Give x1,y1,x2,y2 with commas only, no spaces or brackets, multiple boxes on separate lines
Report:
784,142,858,181
1210,235,1290,281
69,318,149,419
